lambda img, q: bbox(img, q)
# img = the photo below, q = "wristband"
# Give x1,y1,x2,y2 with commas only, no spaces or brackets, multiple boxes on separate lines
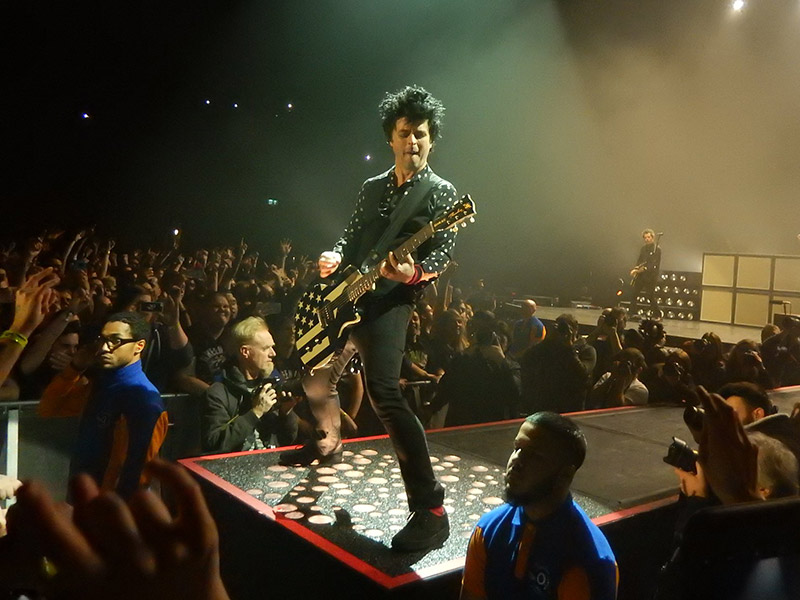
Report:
1,330,28,348
405,264,424,286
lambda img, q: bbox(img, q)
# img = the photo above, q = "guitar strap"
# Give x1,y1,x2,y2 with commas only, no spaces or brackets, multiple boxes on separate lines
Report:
359,171,443,273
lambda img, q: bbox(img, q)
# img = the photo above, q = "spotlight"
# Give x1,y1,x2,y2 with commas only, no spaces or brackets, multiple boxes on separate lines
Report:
671,274,677,281
687,314,695,321
82,113,91,119
676,299,684,307
666,298,673,306
680,275,687,282
204,99,211,105
655,286,661,292
364,154,372,161
732,0,745,12
233,103,239,108
667,311,676,319
678,312,686,320
687,300,695,308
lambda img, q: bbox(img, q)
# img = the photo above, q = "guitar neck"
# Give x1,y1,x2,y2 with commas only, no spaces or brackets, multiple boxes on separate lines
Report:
346,223,436,301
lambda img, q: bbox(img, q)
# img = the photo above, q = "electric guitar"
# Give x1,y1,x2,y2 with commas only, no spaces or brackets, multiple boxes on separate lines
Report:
294,194,477,371
630,263,647,286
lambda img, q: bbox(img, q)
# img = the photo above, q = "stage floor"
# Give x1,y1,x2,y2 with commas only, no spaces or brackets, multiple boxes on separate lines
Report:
535,306,762,345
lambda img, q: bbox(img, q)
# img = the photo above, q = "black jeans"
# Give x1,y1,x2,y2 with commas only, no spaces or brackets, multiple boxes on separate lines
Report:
302,301,444,511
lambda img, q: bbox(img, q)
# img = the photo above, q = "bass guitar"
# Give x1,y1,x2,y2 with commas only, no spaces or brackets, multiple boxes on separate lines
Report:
294,194,477,371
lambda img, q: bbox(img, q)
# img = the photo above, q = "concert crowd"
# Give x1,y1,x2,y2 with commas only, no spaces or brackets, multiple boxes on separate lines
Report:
0,227,799,598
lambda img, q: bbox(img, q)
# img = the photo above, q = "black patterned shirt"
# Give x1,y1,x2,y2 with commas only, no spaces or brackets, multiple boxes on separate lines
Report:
333,164,459,276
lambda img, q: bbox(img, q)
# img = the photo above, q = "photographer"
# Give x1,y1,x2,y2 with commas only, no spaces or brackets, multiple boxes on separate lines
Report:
686,382,800,476
521,313,590,414
201,317,297,454
723,339,773,390
655,386,799,599
647,349,698,405
683,331,727,393
434,310,520,426
588,347,648,408
760,315,800,387
587,307,625,383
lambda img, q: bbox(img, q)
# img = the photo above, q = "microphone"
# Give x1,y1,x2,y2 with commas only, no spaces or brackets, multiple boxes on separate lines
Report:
656,232,665,236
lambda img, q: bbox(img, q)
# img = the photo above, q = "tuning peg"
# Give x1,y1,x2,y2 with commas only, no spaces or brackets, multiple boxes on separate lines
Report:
469,217,475,223
461,223,467,228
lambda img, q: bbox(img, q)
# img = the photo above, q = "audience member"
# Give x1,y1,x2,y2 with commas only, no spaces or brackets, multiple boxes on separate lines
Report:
586,307,625,382
683,331,726,393
39,312,168,498
18,319,82,399
507,299,546,360
461,412,617,600
183,292,233,392
588,347,649,408
435,311,520,426
723,339,773,389
202,317,297,454
647,349,697,405
520,314,589,414
760,315,800,387
426,308,468,377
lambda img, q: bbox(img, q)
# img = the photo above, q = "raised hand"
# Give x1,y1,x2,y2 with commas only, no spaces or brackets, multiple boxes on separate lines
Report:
10,268,60,337
697,385,760,504
4,460,229,600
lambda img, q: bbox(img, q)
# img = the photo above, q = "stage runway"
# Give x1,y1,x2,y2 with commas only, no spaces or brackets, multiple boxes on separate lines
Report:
182,386,800,600
180,405,693,599
534,305,762,345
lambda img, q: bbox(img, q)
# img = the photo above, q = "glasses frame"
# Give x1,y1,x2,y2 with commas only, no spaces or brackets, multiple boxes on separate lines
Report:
96,335,139,352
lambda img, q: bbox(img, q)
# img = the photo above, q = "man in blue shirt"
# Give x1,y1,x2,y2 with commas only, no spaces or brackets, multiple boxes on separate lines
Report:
461,412,618,600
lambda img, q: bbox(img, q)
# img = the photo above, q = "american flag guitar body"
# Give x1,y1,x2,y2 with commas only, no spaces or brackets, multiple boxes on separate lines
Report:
294,194,477,372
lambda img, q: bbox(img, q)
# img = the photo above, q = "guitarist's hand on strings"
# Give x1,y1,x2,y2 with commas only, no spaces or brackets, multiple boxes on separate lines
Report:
380,251,415,284
318,251,342,278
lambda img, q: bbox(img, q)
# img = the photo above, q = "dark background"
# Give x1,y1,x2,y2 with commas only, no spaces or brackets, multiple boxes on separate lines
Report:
4,1,799,304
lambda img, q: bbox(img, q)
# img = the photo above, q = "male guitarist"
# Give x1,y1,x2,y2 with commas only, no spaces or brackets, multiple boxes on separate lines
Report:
281,85,458,552
629,228,662,321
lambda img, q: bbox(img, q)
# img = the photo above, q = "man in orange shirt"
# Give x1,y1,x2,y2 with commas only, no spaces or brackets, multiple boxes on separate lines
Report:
40,312,168,498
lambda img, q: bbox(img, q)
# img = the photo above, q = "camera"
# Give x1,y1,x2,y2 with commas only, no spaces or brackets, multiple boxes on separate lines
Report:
139,301,163,313
663,437,698,473
742,350,761,365
693,337,710,351
255,301,282,316
663,361,684,378
683,405,705,431
611,360,633,376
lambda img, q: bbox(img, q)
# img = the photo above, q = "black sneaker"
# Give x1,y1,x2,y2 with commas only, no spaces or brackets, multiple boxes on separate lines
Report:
391,510,449,552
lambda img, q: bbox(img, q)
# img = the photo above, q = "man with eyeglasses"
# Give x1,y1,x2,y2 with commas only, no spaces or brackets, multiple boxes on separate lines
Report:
39,312,168,498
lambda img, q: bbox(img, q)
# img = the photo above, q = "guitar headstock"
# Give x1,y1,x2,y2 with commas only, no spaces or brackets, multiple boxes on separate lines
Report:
433,194,476,233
